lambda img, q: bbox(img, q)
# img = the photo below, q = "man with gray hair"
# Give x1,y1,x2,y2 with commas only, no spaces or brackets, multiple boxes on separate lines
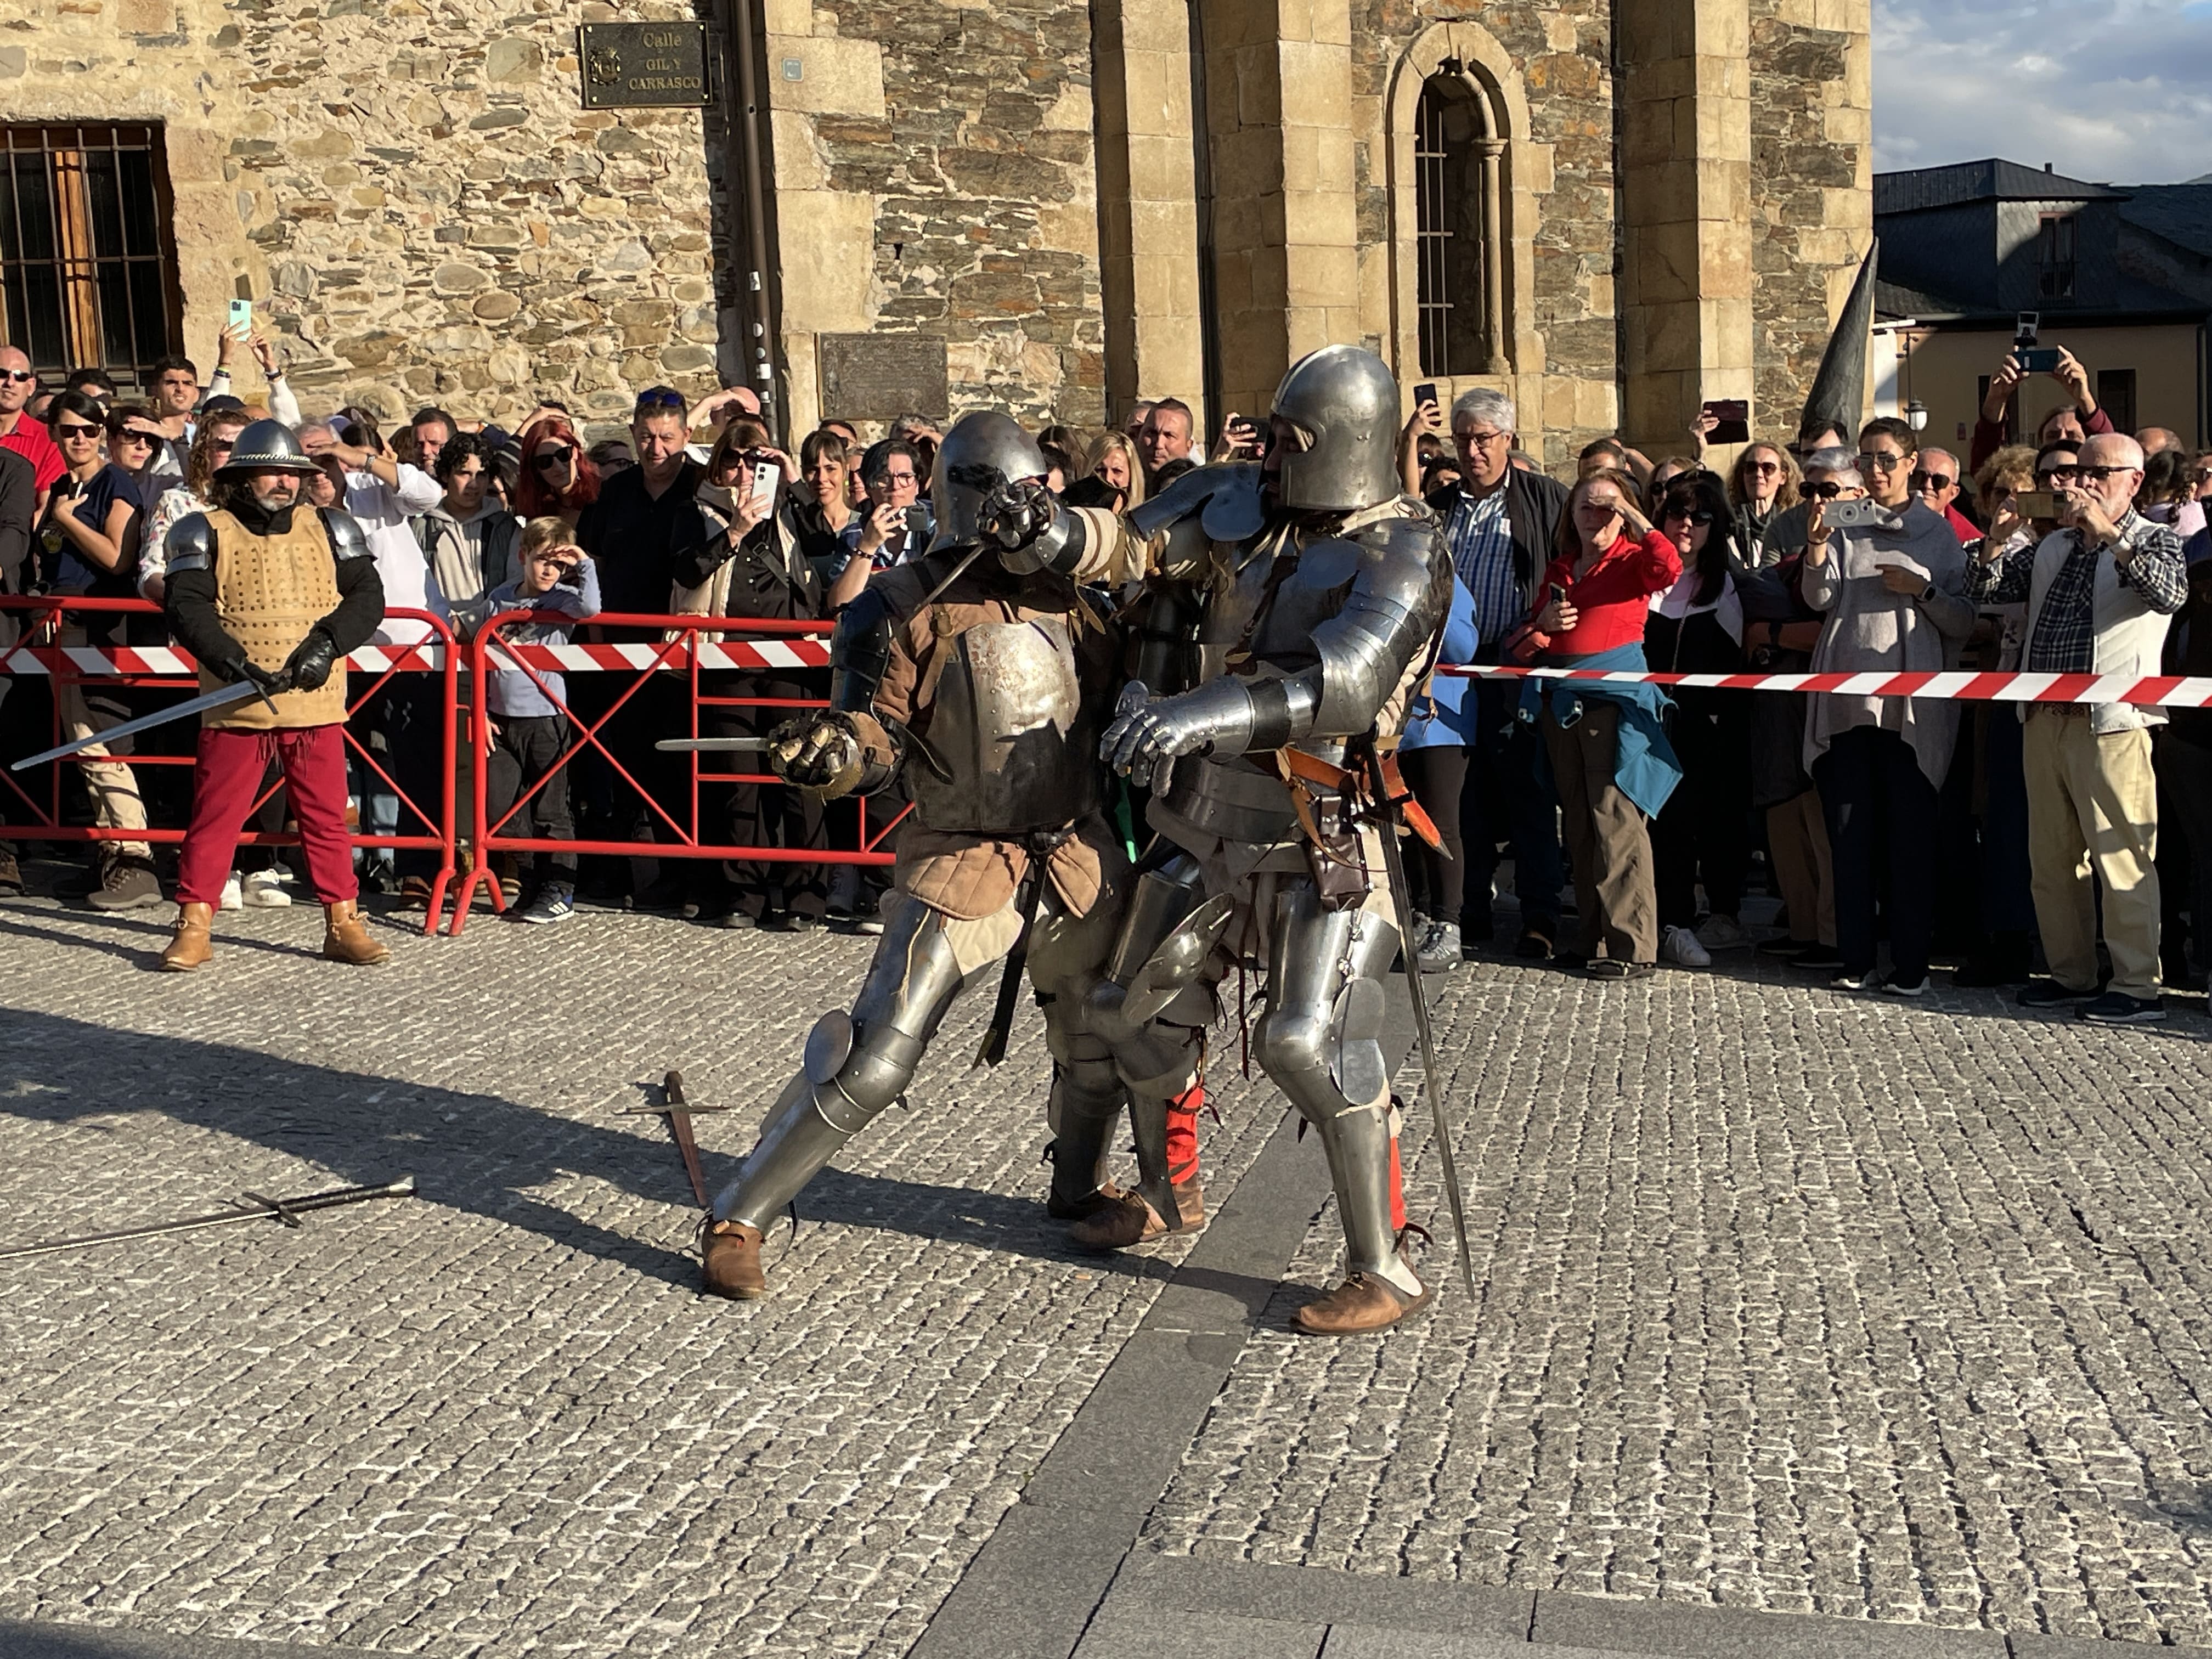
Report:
1912,445,1977,544
1420,385,1568,957
1968,431,2186,1022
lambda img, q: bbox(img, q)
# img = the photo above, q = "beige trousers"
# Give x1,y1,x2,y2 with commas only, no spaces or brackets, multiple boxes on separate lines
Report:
1765,787,1835,946
2024,710,2161,999
55,624,150,861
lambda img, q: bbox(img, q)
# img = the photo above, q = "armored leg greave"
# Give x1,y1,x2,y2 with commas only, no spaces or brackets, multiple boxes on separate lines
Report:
1256,882,1405,1282
712,891,968,1231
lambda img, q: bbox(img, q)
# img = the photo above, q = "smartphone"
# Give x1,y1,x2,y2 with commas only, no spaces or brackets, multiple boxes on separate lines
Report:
2017,347,2062,374
1414,382,1438,410
1548,582,1567,607
904,504,932,537
1824,498,1882,528
1701,397,1751,445
747,461,780,509
2015,489,2060,519
228,297,252,332
2015,311,2040,347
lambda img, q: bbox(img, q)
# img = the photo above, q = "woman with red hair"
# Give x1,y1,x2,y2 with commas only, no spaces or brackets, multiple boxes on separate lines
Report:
516,417,601,528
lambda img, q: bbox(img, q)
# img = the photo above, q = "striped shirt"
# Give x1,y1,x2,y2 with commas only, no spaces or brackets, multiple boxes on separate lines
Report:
1442,486,1521,648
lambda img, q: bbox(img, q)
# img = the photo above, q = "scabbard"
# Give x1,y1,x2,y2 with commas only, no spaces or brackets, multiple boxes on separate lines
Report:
972,836,1066,1069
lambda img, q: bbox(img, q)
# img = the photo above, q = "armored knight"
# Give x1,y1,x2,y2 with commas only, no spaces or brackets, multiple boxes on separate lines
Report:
1089,343,1455,1335
699,412,1207,1300
157,419,389,973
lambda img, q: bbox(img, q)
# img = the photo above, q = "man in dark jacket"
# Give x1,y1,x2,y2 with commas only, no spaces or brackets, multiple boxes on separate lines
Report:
1423,387,1567,958
0,444,35,894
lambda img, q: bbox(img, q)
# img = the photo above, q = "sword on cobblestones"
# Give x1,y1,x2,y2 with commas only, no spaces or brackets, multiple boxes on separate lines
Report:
1362,744,1478,1301
0,1175,417,1261
622,1070,725,1207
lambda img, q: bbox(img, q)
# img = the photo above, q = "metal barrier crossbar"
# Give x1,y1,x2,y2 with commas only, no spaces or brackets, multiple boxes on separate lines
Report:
1438,663,2212,707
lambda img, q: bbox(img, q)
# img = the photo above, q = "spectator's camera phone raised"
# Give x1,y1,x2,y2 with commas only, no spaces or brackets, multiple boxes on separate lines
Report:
1822,499,1883,528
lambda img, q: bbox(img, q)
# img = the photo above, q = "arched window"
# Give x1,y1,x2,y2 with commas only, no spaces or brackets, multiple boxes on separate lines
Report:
1413,66,1505,377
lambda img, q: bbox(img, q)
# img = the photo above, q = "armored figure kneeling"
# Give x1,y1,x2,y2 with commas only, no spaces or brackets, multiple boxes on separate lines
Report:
699,413,1208,1301
157,420,390,972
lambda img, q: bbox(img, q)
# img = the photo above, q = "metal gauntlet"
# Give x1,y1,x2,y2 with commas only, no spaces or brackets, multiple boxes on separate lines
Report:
1100,676,1272,789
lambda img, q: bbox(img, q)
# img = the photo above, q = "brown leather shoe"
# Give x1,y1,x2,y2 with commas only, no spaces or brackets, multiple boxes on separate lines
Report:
160,901,215,972
1290,1247,1432,1336
321,900,391,966
1047,1179,1126,1222
701,1218,768,1299
1068,1180,1205,1251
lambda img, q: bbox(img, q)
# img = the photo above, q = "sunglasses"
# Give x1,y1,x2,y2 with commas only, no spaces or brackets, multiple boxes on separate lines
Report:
1662,506,1716,525
634,387,685,410
1747,460,1781,475
2036,465,2080,482
0,369,35,385
112,427,162,445
1910,471,1955,491
531,445,574,471
1857,452,1907,471
51,421,100,438
2076,464,2137,483
1804,481,1845,500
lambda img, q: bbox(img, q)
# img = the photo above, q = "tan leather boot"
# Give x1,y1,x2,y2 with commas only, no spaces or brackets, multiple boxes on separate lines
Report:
701,1219,768,1299
160,902,215,972
321,900,391,966
1290,1228,1433,1336
1068,1180,1205,1251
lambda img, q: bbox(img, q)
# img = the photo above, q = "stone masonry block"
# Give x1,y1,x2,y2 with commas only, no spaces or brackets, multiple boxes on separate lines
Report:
766,35,885,117
776,190,877,332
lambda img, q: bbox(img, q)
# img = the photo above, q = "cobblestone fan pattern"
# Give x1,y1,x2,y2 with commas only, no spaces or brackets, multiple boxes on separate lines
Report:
0,900,1284,1657
1147,963,2212,1648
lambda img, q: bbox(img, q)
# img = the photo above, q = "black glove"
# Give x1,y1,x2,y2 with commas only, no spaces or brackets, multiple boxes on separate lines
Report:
282,628,338,693
213,652,289,695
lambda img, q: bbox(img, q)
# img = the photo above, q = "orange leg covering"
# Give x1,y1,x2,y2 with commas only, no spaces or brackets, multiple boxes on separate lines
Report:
1166,1083,1203,1184
1389,1136,1407,1232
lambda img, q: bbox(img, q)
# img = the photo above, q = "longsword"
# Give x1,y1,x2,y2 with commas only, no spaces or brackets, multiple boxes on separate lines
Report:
12,678,277,771
0,1175,417,1261
1361,744,1478,1300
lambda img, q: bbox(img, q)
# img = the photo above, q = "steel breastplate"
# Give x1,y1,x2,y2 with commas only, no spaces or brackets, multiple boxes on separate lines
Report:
1247,535,1364,665
909,614,1105,834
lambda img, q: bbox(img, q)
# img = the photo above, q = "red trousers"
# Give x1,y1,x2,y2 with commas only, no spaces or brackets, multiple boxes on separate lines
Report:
177,724,356,907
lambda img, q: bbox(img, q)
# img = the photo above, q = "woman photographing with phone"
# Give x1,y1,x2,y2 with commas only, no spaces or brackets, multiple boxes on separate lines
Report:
1520,467,1683,978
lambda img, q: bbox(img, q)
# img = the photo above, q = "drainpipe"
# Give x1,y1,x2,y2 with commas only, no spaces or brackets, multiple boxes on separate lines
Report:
1186,0,1222,436
719,0,782,443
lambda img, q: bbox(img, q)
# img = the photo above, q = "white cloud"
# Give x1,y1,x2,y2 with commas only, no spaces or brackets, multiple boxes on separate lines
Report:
1874,0,2212,184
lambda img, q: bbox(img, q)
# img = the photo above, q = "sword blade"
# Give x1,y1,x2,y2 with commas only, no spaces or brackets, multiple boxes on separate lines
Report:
655,736,775,753
10,679,263,771
0,1175,417,1261
661,1070,711,1207
1365,748,1478,1301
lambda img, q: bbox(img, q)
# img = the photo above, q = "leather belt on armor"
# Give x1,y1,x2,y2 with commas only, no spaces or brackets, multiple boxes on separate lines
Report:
1270,746,1443,853
973,827,1076,1069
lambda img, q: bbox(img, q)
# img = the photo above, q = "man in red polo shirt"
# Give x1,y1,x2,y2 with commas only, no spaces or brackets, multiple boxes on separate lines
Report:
0,347,62,518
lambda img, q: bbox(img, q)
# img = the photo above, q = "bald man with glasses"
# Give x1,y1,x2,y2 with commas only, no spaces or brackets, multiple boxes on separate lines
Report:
1968,432,2186,1023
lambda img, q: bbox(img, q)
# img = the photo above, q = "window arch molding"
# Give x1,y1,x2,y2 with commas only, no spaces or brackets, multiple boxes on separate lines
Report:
1385,23,1539,398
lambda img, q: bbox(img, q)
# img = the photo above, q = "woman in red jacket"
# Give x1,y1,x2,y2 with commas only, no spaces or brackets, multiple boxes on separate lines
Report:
1526,467,1682,975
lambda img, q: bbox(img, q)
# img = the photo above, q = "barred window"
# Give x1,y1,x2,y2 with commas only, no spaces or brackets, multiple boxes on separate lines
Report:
1412,70,1504,379
0,125,186,393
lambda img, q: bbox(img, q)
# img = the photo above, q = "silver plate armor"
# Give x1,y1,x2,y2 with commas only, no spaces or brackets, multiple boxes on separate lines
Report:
164,511,216,575
910,615,1105,834
1268,345,1401,513
930,411,1052,551
319,506,372,560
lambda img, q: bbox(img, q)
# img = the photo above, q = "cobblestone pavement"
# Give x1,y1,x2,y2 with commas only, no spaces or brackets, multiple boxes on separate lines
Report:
3,887,2212,1655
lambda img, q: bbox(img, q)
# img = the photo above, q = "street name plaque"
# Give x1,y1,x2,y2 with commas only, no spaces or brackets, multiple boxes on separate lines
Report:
577,22,713,109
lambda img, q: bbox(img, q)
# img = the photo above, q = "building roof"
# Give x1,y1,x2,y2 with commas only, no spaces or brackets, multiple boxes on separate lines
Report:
1875,159,2124,215
2117,183,2212,258
1874,278,1973,320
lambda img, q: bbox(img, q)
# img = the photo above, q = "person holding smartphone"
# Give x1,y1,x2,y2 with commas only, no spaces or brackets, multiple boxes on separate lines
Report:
827,438,932,610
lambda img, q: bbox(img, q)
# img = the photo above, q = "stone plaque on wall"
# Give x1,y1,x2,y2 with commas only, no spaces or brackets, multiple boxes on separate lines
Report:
818,334,950,421
577,22,712,109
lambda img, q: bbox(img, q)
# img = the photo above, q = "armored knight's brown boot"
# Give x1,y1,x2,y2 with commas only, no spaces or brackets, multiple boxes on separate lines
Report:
1068,1180,1205,1251
321,900,390,966
160,901,215,972
701,1219,768,1299
1047,1179,1126,1223
1290,1228,1433,1336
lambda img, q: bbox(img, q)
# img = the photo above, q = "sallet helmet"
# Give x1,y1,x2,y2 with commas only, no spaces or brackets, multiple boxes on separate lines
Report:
1268,345,1402,512
929,411,1051,550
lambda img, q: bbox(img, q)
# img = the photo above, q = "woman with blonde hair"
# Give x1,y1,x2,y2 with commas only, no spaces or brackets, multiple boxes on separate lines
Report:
1727,441,1798,556
1076,428,1147,511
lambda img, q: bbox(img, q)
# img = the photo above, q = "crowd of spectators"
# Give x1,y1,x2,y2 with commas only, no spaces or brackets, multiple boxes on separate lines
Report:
3,330,2211,1019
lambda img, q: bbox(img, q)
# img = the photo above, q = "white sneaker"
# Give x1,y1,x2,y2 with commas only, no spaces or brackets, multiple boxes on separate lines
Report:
1695,913,1752,951
242,869,294,908
218,872,244,911
1662,924,1711,968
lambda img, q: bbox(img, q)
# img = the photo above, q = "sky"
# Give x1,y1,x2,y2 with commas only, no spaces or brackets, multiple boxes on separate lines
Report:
1871,0,2212,184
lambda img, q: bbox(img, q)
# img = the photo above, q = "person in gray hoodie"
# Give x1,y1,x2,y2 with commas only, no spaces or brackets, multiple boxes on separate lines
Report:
1799,445,1976,996
416,432,521,640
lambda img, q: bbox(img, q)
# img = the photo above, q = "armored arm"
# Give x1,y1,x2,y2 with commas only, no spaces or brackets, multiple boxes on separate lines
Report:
769,583,906,799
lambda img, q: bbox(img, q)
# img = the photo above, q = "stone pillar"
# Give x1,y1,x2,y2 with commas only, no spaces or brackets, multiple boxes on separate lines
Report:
1617,0,1755,455
1203,0,1359,422
1093,0,1207,430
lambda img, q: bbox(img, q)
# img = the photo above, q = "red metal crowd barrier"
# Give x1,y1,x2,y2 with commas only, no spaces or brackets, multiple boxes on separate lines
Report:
447,610,906,936
0,595,460,933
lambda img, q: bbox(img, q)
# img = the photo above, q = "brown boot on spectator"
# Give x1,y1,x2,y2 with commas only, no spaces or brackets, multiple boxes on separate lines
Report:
160,902,215,972
0,844,22,895
321,900,390,966
701,1218,768,1299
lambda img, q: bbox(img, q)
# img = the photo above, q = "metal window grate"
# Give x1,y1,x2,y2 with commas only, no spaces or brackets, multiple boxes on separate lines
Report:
0,124,185,394
1414,82,1454,377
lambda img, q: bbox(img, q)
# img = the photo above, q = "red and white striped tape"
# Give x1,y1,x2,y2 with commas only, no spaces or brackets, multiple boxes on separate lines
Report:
2,639,833,676
1437,663,2212,709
